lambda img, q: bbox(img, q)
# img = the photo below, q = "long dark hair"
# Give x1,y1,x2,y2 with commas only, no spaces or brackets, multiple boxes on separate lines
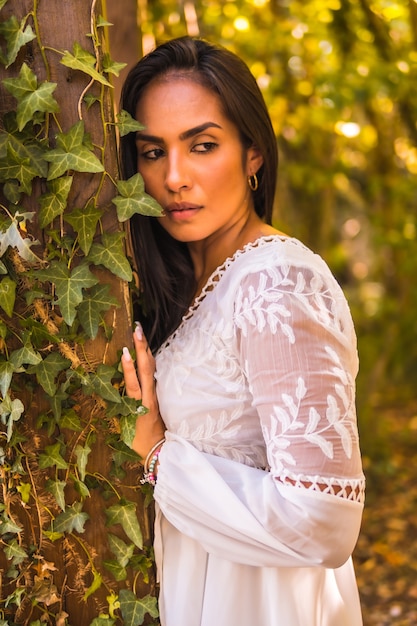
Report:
120,36,278,351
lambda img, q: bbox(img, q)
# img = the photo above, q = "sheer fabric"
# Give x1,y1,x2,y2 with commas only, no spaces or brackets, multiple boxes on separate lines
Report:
153,236,365,626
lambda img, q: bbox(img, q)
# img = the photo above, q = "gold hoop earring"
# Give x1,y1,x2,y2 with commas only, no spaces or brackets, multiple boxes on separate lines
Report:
248,174,258,191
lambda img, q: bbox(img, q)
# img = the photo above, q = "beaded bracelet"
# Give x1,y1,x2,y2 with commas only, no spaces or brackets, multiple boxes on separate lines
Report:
140,438,165,486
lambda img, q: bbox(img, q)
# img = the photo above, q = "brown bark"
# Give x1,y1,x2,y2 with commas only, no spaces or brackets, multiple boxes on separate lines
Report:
0,1,156,623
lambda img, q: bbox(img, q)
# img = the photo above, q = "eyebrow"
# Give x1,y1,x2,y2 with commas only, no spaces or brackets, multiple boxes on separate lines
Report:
136,121,222,143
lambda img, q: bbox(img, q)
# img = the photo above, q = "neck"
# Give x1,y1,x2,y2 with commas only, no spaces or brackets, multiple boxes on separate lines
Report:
188,212,279,298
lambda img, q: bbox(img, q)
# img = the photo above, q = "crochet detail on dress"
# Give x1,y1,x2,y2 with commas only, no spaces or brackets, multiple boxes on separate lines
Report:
277,471,365,503
159,235,304,352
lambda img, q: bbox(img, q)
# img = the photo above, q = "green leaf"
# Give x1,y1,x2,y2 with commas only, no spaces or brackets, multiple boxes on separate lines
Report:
88,232,132,281
65,204,101,255
119,589,159,626
61,43,112,87
105,500,143,549
102,53,127,77
29,352,71,396
0,142,41,195
75,442,91,482
77,283,119,339
83,569,103,600
119,414,137,449
0,212,41,262
116,111,144,137
0,114,48,179
0,361,14,396
45,479,66,511
84,364,121,403
52,501,89,534
16,482,31,503
0,395,24,441
108,533,135,567
0,276,16,317
2,63,58,130
113,173,164,221
39,442,69,470
9,329,43,367
0,513,23,535
89,618,116,626
103,559,127,582
4,539,27,565
44,120,104,180
39,176,73,227
58,408,82,431
0,16,36,68
35,260,99,325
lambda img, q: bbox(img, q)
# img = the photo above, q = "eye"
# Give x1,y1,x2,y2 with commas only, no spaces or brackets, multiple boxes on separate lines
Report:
192,141,218,153
139,147,165,161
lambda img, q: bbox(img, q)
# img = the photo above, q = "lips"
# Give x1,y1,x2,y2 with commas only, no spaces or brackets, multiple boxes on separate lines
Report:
165,202,201,220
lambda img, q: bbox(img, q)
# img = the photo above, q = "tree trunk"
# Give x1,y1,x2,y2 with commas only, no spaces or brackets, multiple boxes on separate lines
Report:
0,1,156,624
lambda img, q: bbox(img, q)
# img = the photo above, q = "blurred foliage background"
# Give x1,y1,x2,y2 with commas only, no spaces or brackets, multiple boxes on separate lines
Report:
109,0,417,471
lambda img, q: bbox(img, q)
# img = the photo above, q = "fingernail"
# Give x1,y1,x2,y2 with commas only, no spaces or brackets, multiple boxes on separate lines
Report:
122,346,132,361
135,322,143,341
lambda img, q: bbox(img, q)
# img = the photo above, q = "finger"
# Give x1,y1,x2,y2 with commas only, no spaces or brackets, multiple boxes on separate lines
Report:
121,347,142,400
133,324,157,407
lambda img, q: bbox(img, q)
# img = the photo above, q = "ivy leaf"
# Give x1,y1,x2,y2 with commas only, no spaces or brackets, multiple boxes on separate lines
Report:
0,212,41,262
0,361,14,397
52,501,89,534
119,414,137,449
0,395,24,442
102,53,127,77
107,533,135,567
0,142,42,196
4,539,28,565
0,276,16,317
106,396,147,418
0,112,48,179
112,173,164,221
38,442,69,470
84,364,121,404
65,204,101,255
103,559,127,582
75,442,91,482
119,589,159,626
29,352,71,396
0,16,36,68
60,43,112,87
83,568,103,601
39,176,73,228
88,232,132,281
89,617,116,626
2,63,58,131
45,479,67,511
10,335,42,368
35,260,99,325
44,120,104,180
77,283,119,339
105,500,143,549
0,514,23,535
116,111,144,137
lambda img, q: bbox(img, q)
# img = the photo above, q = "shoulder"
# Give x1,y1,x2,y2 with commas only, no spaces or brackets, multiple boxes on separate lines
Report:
226,235,333,281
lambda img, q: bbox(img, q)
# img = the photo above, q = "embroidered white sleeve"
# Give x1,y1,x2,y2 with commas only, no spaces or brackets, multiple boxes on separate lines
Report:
234,264,365,503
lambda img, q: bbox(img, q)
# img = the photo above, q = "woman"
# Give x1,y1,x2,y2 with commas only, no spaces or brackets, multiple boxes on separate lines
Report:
120,36,365,626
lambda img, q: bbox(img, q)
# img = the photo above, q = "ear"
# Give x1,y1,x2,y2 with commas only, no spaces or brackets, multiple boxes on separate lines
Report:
246,145,264,176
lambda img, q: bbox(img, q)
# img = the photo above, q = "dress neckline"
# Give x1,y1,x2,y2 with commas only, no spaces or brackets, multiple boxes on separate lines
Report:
158,234,303,353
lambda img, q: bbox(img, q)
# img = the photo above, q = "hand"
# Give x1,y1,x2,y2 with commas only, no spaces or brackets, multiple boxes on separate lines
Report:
121,323,166,462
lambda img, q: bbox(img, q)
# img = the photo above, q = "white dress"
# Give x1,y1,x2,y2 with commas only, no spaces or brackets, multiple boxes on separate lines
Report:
153,235,365,626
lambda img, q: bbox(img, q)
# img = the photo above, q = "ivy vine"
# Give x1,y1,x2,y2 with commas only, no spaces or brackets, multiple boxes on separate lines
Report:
0,1,162,624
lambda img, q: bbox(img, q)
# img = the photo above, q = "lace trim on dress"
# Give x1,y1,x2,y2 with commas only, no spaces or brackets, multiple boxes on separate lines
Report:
158,235,306,352
276,470,365,503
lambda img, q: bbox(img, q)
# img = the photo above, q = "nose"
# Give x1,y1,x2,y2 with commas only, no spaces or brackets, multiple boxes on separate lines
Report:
164,152,191,193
